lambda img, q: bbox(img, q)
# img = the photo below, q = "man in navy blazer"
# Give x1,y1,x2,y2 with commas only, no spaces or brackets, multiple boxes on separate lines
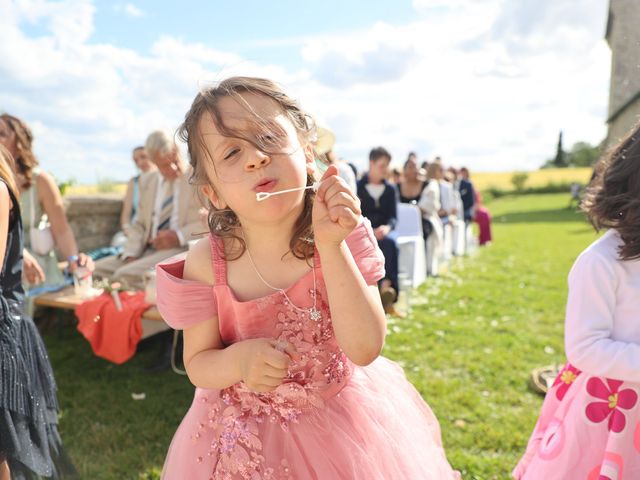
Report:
356,147,400,314
459,167,476,223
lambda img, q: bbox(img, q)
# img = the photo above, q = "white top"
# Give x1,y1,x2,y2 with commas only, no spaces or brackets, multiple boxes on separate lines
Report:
418,181,441,217
365,184,386,204
439,181,454,214
565,229,640,381
151,174,185,245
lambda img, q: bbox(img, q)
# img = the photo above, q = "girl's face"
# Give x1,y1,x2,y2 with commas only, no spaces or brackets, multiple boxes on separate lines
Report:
0,119,17,158
199,92,313,225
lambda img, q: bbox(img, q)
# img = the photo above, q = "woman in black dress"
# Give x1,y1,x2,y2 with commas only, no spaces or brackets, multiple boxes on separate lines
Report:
0,145,76,479
397,153,432,239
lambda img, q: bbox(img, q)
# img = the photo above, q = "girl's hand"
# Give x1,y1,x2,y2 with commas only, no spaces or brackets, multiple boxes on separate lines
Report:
237,338,298,393
313,165,361,247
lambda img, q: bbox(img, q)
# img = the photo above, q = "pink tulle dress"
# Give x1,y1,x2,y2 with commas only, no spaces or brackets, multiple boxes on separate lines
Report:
156,220,459,479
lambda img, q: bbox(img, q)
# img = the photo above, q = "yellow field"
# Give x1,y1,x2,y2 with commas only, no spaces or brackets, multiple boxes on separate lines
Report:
471,167,592,190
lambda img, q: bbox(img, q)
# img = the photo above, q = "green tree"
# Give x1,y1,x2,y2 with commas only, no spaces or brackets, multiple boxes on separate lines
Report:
552,131,568,168
542,138,601,169
566,141,600,167
511,172,529,192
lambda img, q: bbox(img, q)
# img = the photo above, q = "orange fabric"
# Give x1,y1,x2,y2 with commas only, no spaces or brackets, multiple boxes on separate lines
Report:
75,291,150,364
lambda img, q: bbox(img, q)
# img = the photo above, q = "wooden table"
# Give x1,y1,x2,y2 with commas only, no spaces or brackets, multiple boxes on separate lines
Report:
34,286,170,339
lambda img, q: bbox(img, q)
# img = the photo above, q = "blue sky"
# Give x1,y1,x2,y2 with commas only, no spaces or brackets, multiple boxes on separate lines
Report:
1,0,611,183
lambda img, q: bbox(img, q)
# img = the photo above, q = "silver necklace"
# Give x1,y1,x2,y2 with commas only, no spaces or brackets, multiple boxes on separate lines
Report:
241,230,322,321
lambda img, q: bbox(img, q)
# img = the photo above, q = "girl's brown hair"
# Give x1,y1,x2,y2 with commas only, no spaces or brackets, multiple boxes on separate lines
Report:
178,76,320,261
0,114,39,189
582,123,640,260
0,144,19,200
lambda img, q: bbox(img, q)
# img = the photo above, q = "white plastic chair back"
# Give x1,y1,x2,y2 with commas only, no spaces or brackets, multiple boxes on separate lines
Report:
392,203,427,287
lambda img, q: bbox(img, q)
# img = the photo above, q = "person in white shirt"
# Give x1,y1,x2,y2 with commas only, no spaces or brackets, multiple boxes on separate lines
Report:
94,130,203,288
418,163,444,275
514,123,640,479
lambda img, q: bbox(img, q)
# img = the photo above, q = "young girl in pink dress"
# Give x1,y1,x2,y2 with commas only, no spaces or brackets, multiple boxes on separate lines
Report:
155,77,459,479
513,124,640,480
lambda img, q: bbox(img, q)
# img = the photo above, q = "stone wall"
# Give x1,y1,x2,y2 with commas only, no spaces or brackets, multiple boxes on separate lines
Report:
64,195,122,254
607,97,640,146
607,0,640,145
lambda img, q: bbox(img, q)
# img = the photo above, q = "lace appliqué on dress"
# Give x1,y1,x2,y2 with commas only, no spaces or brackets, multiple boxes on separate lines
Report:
195,287,352,479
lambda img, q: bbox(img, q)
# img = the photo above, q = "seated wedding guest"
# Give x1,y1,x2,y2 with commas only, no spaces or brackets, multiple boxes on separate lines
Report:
474,190,492,246
357,147,400,315
458,167,476,223
398,153,432,239
89,146,159,261
94,130,202,289
0,113,94,315
446,168,466,256
419,163,445,275
440,168,457,224
439,165,458,259
121,146,156,235
398,153,428,204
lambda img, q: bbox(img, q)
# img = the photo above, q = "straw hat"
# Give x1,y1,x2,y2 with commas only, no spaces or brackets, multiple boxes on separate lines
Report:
314,126,336,155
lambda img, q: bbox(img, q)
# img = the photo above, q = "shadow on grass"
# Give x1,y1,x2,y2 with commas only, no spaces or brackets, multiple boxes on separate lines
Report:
494,208,587,224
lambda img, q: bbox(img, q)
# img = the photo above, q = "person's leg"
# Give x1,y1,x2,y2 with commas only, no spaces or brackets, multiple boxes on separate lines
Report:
0,457,10,480
112,248,185,289
377,237,399,312
379,236,399,295
93,254,125,281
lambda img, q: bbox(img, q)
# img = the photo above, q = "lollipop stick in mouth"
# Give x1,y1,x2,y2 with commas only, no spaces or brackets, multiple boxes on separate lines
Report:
256,182,319,202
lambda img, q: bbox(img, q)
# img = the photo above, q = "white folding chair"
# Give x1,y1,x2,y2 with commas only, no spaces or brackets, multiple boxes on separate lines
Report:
390,203,427,288
441,221,453,262
452,218,466,256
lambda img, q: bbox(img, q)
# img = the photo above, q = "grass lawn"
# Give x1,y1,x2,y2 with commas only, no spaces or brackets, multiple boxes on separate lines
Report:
42,192,598,479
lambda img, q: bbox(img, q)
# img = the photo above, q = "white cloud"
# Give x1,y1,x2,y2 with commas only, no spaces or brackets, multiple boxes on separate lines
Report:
0,0,612,183
122,3,144,18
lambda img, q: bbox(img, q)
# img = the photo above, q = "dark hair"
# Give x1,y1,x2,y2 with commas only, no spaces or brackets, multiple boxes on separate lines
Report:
178,76,319,261
407,151,417,160
404,154,418,170
582,123,640,260
0,145,19,199
0,114,38,189
369,147,391,163
132,146,145,154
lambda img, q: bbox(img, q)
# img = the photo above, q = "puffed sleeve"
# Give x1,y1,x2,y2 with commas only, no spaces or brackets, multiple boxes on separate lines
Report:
156,254,217,330
563,247,640,381
345,218,386,285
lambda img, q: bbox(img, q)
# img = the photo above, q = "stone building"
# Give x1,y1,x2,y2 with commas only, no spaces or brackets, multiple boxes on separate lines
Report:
606,0,640,144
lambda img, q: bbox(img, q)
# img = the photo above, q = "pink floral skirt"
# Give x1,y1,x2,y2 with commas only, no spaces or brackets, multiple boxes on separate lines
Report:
161,357,459,479
514,363,640,480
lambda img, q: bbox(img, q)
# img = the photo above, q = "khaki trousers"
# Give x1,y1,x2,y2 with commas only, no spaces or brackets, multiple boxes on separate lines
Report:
94,247,185,289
